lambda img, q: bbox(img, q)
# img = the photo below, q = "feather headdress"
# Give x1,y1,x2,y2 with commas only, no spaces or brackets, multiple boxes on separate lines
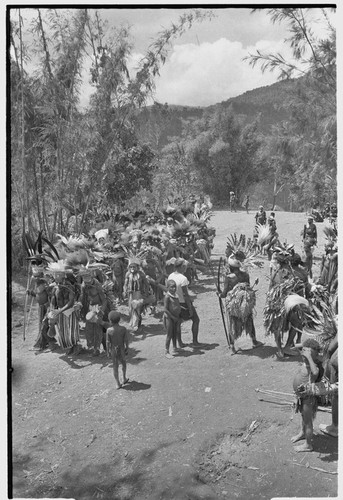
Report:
226,233,263,271
255,224,272,247
23,231,60,264
323,225,337,243
47,259,72,275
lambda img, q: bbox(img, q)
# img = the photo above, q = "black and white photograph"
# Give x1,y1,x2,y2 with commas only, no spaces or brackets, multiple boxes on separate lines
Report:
8,2,339,499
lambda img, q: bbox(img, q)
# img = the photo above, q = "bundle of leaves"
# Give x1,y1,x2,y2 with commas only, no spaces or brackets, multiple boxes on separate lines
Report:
226,282,256,320
171,221,198,240
185,214,207,228
263,277,302,335
141,226,163,248
191,206,213,222
301,294,337,352
323,225,337,243
162,205,186,223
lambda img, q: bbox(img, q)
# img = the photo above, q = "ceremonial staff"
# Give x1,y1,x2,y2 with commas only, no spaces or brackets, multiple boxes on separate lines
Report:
23,262,32,341
216,257,236,351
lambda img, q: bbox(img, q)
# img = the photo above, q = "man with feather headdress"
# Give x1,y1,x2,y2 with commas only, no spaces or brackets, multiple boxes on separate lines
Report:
78,267,108,356
123,258,150,332
46,260,81,355
27,263,55,351
219,253,263,351
22,231,60,349
110,251,126,303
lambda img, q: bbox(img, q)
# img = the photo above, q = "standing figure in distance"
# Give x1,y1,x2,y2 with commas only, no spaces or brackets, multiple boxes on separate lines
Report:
244,195,250,214
229,191,236,212
302,215,317,278
255,205,267,225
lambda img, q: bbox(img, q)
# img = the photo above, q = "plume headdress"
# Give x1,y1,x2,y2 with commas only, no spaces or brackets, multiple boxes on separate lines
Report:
225,233,263,272
23,231,60,265
47,260,72,276
255,224,272,247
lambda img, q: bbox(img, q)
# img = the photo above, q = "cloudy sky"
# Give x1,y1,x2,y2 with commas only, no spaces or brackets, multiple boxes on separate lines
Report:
10,4,336,109
85,6,336,107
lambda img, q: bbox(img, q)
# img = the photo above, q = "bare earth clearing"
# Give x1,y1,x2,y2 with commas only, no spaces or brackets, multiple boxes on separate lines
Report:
11,210,338,500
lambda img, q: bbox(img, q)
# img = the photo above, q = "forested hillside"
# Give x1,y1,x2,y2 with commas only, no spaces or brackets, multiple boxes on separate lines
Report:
136,78,295,150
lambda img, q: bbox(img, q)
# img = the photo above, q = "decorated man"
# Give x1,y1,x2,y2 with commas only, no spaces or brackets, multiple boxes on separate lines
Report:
123,258,150,332
219,253,263,353
78,267,108,356
26,263,55,351
47,260,81,355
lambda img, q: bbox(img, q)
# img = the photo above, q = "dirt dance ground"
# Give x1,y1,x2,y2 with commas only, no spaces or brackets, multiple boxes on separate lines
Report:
10,210,338,500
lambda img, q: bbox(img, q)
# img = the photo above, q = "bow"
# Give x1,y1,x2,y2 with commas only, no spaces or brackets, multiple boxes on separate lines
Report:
217,257,234,349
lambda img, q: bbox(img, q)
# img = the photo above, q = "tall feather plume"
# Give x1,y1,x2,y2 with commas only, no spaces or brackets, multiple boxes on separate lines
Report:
225,232,263,272
255,224,272,246
323,225,337,242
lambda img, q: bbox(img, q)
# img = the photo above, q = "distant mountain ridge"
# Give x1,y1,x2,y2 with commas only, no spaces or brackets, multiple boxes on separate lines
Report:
137,78,298,149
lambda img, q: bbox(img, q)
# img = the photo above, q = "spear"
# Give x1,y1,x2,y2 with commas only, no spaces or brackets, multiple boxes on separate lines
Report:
23,263,32,341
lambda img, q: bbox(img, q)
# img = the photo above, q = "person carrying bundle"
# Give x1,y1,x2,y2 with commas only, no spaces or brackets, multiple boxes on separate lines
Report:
219,254,263,352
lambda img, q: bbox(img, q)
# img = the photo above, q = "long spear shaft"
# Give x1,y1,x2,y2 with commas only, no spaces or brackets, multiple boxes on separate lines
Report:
216,257,234,348
23,264,32,341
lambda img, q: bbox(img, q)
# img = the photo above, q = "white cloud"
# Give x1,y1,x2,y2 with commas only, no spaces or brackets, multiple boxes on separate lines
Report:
150,37,295,106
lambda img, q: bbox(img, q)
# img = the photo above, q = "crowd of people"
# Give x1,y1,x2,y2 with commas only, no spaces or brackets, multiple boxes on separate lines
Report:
218,204,338,452
23,197,338,447
23,195,214,367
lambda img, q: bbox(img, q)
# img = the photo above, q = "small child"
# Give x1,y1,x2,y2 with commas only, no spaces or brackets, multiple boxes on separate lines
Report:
291,338,324,452
106,311,129,389
163,280,181,358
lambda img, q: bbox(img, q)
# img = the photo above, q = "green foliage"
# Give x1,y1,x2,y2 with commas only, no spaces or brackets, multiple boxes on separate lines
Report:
245,7,336,208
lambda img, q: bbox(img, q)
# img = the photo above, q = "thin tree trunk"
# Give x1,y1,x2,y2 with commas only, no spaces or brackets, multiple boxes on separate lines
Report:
32,159,42,229
18,9,27,234
39,156,49,237
78,187,93,236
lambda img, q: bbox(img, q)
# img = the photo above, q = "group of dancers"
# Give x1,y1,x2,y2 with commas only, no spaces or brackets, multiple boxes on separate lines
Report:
22,198,338,447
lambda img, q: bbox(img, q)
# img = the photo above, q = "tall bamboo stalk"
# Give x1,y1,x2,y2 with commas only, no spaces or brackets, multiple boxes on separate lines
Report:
18,9,27,235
